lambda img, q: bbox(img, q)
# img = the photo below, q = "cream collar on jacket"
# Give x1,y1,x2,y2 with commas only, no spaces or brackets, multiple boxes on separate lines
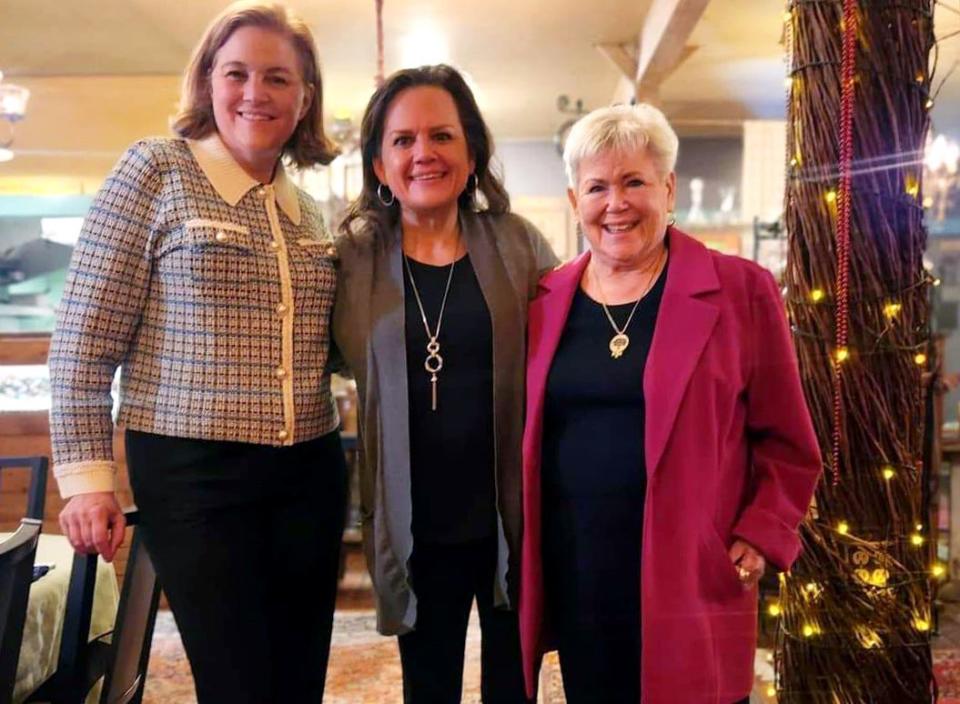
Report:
188,133,302,226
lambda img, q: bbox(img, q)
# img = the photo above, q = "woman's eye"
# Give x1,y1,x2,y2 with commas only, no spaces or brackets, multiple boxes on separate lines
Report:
587,184,605,194
268,75,290,86
393,136,412,147
434,132,453,142
627,178,646,187
226,70,246,81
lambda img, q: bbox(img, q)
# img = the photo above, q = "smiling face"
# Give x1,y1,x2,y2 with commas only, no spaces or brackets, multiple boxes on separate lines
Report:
210,25,311,181
568,146,676,270
373,85,476,221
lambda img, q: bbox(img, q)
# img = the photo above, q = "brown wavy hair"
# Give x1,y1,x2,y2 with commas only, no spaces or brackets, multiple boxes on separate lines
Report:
339,64,509,237
171,1,338,167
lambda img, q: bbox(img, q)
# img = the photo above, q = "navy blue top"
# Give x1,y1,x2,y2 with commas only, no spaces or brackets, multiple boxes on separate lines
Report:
541,263,667,630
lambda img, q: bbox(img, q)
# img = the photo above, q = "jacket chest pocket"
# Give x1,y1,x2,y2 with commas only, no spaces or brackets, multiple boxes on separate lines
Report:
289,237,338,289
158,221,260,285
295,237,338,260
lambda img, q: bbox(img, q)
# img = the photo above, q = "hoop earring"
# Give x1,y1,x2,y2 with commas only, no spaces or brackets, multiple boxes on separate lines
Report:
667,212,677,227
467,173,478,192
377,183,395,207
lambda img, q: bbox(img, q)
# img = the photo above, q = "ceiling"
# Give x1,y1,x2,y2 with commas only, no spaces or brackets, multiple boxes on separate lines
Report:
0,0,958,186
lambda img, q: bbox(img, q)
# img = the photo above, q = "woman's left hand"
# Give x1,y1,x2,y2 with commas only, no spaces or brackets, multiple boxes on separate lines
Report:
729,539,765,588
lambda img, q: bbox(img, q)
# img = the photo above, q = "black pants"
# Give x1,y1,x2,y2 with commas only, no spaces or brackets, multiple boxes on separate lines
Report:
397,536,530,703
126,429,347,704
554,618,639,704
553,611,750,704
557,639,751,704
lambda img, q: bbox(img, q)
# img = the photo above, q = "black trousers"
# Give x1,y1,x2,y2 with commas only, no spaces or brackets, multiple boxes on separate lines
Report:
126,429,347,704
557,635,752,704
553,608,750,704
397,536,530,704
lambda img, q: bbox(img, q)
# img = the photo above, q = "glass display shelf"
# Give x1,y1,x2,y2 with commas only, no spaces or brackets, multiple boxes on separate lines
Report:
0,364,50,412
0,364,119,413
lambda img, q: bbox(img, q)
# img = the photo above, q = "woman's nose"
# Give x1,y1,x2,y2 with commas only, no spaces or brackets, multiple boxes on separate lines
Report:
243,78,267,102
607,187,628,210
411,136,435,161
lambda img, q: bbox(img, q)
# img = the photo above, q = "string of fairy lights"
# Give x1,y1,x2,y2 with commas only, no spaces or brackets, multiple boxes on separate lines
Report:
773,0,937,700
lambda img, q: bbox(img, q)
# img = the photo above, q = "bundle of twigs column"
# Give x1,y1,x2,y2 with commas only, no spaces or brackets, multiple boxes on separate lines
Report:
776,1,936,702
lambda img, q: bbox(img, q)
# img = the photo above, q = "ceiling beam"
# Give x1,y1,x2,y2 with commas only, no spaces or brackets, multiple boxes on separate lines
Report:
636,0,710,85
596,42,639,82
600,0,711,105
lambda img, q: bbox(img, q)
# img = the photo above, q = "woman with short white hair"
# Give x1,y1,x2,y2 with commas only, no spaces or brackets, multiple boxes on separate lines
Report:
517,103,821,704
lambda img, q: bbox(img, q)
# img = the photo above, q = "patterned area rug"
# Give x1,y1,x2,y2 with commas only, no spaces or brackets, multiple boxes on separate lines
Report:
145,609,503,704
144,609,780,703
144,599,960,704
935,650,960,704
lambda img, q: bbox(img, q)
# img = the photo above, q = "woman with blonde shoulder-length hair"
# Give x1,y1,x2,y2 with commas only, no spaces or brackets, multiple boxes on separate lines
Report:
518,103,822,704
49,2,345,701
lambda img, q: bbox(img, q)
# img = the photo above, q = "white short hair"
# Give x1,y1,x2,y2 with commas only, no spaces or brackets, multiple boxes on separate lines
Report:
563,103,679,188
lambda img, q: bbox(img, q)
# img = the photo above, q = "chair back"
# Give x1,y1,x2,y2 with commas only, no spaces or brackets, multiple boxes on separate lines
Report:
0,457,48,521
32,509,160,704
99,511,160,704
0,518,42,704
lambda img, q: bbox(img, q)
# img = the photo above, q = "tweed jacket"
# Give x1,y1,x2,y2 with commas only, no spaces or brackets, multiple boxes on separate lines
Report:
48,134,339,498
332,211,559,635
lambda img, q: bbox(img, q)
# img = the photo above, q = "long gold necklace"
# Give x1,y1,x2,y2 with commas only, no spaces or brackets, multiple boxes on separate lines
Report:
592,248,666,359
403,235,461,410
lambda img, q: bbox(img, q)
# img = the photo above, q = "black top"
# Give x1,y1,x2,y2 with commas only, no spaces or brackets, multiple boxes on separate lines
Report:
404,254,497,544
541,262,667,628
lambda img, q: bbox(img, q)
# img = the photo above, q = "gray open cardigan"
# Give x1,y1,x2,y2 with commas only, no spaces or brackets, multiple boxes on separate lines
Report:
332,210,558,635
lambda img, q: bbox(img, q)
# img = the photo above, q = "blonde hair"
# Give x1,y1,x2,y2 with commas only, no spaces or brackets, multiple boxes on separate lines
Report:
171,1,338,167
563,103,678,188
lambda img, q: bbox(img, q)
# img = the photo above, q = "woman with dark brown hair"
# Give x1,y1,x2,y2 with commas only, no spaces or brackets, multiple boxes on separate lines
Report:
49,3,345,701
334,64,558,702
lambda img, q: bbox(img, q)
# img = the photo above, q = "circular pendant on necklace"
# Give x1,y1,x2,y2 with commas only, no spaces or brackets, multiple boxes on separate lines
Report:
424,338,444,411
424,339,444,375
609,333,630,359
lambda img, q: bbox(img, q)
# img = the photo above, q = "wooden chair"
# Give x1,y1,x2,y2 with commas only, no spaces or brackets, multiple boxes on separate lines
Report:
0,456,48,704
0,518,42,704
0,456,49,521
27,509,161,704
96,510,160,704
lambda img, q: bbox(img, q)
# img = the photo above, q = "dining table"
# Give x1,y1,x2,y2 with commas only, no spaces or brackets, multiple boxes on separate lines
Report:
10,533,119,704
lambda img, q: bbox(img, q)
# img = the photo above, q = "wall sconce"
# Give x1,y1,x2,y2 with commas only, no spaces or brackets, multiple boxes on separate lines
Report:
0,69,30,162
554,94,588,156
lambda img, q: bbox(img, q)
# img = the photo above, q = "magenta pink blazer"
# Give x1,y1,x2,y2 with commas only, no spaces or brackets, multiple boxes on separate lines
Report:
519,229,821,703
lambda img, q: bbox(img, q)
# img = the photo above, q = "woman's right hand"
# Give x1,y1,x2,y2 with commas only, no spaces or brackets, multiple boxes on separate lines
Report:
59,492,127,562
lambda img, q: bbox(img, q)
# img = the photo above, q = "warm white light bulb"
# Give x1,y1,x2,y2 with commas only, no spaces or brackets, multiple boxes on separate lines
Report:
399,20,451,68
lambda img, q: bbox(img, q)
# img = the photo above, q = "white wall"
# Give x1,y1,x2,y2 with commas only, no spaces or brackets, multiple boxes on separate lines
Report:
495,139,569,199
495,139,578,260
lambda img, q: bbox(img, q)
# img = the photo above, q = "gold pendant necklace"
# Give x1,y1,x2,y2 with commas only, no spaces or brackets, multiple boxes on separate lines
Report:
592,248,666,359
403,237,460,410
